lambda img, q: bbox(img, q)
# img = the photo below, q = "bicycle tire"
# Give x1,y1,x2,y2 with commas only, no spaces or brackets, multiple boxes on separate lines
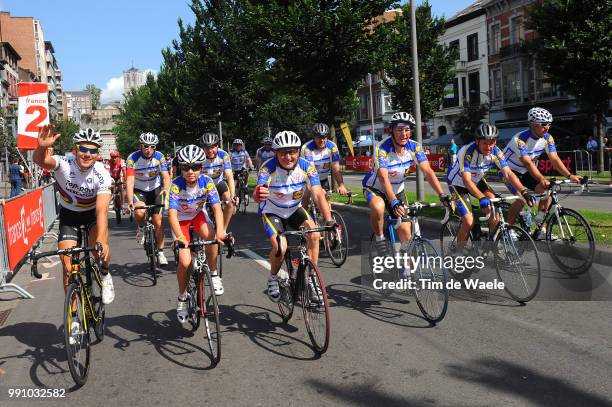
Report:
64,283,90,387
325,210,349,267
439,215,475,281
114,194,122,224
89,262,106,341
189,270,201,331
278,254,295,322
546,207,595,275
200,265,221,364
146,227,157,285
368,233,394,298
301,259,330,353
408,239,449,324
494,224,541,303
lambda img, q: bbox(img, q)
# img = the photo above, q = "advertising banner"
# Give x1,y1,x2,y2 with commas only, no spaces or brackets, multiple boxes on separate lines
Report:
346,156,373,171
17,82,49,150
3,189,45,270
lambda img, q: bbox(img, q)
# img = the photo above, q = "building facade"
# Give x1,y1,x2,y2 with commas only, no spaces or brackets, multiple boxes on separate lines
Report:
45,41,62,119
0,13,47,82
92,102,120,124
63,90,93,122
123,67,144,95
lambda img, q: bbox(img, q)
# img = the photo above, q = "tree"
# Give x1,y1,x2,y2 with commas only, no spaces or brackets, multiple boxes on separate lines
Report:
50,117,79,155
85,84,102,110
377,1,456,120
527,0,612,172
452,103,489,143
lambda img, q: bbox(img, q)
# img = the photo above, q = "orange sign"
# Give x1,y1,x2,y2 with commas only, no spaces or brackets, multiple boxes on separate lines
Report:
17,82,49,150
3,189,45,270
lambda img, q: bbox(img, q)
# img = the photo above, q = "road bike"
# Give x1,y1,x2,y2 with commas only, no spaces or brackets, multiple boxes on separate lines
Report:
440,195,541,303
368,202,449,324
31,226,105,387
306,191,350,267
132,204,165,285
112,180,124,224
275,224,336,353
235,169,250,215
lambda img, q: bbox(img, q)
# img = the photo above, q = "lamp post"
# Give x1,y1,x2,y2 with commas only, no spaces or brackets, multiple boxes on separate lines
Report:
411,0,424,201
368,73,376,156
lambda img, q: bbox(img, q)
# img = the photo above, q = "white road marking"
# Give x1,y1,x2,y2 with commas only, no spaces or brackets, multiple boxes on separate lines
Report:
31,272,55,282
239,249,270,271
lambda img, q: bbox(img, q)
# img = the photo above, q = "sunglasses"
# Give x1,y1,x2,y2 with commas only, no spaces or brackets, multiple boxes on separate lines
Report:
315,134,329,139
76,145,99,154
394,125,413,131
141,144,156,149
535,122,552,128
277,148,300,156
181,164,202,172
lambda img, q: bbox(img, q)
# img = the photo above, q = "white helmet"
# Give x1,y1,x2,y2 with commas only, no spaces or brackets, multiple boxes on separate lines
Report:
201,132,219,146
139,132,159,145
263,136,272,144
475,123,499,140
272,131,301,150
73,128,103,147
390,112,416,128
528,107,553,123
312,123,329,137
232,138,244,145
177,144,205,164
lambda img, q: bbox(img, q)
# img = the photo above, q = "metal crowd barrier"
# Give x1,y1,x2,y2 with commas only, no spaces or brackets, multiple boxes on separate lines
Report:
556,150,592,191
0,182,58,299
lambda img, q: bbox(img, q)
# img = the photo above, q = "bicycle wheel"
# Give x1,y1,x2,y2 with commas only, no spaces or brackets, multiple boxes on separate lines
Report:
368,233,394,298
114,194,122,224
494,224,541,303
188,270,201,331
146,227,157,285
325,210,349,267
89,262,106,341
439,215,475,281
301,259,330,353
408,239,449,324
199,265,221,364
64,283,90,387
278,255,295,322
546,207,595,275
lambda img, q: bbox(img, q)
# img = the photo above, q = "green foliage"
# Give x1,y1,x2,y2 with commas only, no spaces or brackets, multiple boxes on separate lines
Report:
377,1,456,120
453,103,489,142
50,117,79,155
85,84,102,110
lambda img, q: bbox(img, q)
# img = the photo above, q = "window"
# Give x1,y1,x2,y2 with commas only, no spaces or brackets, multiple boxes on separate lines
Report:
489,24,500,55
461,77,467,102
491,68,502,99
467,33,479,62
510,16,524,45
383,94,393,113
468,72,481,105
442,78,459,108
503,61,521,103
449,40,460,60
359,94,369,120
438,126,447,137
375,94,381,116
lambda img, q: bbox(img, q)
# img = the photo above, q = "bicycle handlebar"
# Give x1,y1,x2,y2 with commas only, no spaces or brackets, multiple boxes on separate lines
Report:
175,233,235,258
274,224,337,257
30,246,98,279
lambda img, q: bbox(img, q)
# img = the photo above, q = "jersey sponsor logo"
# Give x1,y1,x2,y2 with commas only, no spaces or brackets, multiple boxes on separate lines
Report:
171,185,180,194
274,191,285,199
148,170,158,177
292,189,304,200
404,167,411,177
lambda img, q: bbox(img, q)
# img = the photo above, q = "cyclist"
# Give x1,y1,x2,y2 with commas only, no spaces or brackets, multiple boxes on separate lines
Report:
200,132,237,231
33,126,115,312
502,107,582,238
301,123,349,211
255,136,275,169
168,145,227,321
108,150,126,208
126,132,171,265
253,131,333,303
229,138,254,197
362,112,451,255
447,123,537,251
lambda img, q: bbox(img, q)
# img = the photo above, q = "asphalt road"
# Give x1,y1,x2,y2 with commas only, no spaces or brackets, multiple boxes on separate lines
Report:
0,202,611,406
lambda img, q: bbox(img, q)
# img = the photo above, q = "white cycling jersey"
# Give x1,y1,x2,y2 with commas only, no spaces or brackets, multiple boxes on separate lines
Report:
126,150,168,192
53,155,112,212
256,147,275,165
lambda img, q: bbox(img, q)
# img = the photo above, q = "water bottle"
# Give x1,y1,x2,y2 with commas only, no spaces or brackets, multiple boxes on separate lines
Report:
521,207,533,231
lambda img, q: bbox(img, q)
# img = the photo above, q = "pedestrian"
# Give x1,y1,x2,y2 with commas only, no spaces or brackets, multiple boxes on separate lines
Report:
604,137,612,186
586,135,598,173
450,138,458,165
9,156,25,198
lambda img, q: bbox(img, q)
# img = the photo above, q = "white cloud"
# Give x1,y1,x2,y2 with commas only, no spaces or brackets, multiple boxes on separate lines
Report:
100,76,124,103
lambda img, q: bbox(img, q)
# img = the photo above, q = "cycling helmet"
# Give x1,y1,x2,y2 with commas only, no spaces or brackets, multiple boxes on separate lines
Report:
312,123,329,137
139,132,159,145
73,128,103,147
177,144,206,164
263,136,272,144
390,112,416,128
528,107,553,123
272,131,301,150
110,150,120,158
201,132,220,147
232,138,244,145
475,123,499,140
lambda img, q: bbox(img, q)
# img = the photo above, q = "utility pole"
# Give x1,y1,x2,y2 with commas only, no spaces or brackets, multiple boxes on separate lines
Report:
411,0,424,201
368,73,376,156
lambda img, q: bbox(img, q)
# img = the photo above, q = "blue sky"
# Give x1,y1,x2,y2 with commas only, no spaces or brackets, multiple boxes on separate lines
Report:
0,0,475,102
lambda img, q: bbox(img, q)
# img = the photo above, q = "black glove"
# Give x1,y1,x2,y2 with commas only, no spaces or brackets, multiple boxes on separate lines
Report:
522,190,537,207
439,194,451,207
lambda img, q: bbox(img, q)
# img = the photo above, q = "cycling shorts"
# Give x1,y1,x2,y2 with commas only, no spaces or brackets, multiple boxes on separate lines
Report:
215,180,229,197
504,170,539,194
261,207,311,238
171,211,213,242
58,207,96,243
449,179,493,217
134,186,164,215
363,186,405,214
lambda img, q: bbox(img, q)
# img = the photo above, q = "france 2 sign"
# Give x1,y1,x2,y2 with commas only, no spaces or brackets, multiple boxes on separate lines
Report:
17,82,50,150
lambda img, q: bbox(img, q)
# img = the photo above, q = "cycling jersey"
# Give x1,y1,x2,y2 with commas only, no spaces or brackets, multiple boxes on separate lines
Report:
53,155,112,212
230,149,251,172
503,129,557,174
257,157,320,218
168,174,220,221
447,142,508,188
256,147,275,165
301,139,340,179
362,137,427,195
126,150,168,192
108,158,125,179
203,149,231,185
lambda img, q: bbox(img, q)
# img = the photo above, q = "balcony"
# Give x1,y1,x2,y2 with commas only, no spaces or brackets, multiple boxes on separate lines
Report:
442,98,459,108
499,42,529,59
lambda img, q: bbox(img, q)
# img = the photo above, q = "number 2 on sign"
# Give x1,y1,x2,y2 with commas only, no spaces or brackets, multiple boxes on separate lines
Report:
25,105,47,133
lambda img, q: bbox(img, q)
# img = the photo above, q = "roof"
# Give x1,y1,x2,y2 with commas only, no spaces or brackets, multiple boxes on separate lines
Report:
0,42,21,60
446,0,486,28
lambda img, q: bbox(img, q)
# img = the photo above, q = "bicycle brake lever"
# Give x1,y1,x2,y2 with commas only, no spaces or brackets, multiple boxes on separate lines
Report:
31,260,42,279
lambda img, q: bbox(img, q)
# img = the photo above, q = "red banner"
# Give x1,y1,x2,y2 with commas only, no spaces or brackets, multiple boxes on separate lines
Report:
427,154,448,172
3,189,45,270
346,154,448,172
17,82,49,150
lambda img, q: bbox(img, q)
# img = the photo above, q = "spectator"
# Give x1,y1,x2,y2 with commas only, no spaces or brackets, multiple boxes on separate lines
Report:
586,135,598,173
9,156,25,198
605,138,612,186
450,138,458,165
